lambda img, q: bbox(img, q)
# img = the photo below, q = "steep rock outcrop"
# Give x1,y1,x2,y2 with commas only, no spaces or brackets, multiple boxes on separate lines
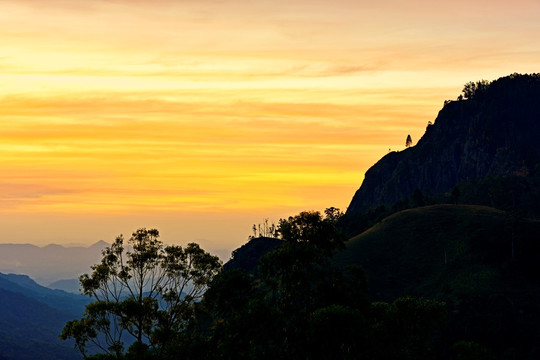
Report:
347,73,540,215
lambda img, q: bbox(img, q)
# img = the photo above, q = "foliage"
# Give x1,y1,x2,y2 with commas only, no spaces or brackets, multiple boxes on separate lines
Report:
461,79,490,100
277,207,345,254
307,305,367,359
196,250,371,359
162,208,456,360
368,297,447,360
60,228,222,359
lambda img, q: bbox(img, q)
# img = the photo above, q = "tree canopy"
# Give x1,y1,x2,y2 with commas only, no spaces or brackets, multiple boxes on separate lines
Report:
169,209,450,360
61,228,222,359
461,79,490,100
277,207,345,254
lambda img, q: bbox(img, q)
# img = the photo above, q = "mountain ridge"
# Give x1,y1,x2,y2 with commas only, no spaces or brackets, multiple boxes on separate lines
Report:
0,273,89,317
347,73,540,217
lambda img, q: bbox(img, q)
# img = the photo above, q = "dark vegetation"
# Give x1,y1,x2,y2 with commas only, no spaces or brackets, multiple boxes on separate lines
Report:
63,209,527,360
336,205,540,358
60,229,222,359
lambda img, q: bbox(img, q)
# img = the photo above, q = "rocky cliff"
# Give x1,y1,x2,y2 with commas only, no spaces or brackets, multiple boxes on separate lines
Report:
347,73,540,215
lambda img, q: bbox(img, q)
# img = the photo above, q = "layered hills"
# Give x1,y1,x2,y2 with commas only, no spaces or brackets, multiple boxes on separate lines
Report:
0,274,86,360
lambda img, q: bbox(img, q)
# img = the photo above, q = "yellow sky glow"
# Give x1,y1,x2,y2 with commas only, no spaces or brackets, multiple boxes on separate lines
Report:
1,0,539,254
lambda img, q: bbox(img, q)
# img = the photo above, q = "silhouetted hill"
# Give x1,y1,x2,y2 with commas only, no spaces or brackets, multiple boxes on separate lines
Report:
0,288,79,360
224,237,283,273
347,73,540,220
336,204,540,300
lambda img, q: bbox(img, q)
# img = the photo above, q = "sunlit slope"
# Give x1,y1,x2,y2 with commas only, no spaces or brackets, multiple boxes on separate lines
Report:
334,204,540,302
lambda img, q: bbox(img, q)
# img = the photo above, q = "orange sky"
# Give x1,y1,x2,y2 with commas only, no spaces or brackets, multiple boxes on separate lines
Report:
1,0,539,257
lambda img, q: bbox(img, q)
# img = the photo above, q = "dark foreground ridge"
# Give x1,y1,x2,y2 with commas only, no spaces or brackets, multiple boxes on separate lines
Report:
347,73,540,216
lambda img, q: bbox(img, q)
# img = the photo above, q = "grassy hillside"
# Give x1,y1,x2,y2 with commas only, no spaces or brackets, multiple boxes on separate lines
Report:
335,205,540,302
334,205,540,357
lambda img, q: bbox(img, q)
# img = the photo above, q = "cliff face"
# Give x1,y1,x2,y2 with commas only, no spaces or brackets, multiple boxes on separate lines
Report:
347,73,540,215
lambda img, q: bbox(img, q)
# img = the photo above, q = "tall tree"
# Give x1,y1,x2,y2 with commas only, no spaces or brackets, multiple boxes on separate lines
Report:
61,228,222,359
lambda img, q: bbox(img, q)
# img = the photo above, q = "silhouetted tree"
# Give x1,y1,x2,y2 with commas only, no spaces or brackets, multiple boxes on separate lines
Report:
61,228,222,359
462,81,476,99
406,134,413,148
278,208,345,254
249,219,278,239
462,80,490,100
324,206,344,222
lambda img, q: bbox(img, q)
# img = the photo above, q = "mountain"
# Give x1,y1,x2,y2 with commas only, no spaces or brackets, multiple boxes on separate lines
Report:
347,73,540,217
0,240,108,285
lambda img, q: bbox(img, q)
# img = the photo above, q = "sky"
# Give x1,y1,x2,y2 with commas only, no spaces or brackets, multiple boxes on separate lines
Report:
1,0,539,258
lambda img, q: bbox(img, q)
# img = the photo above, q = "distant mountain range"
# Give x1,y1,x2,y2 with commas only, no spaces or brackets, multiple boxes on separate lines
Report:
0,240,109,286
